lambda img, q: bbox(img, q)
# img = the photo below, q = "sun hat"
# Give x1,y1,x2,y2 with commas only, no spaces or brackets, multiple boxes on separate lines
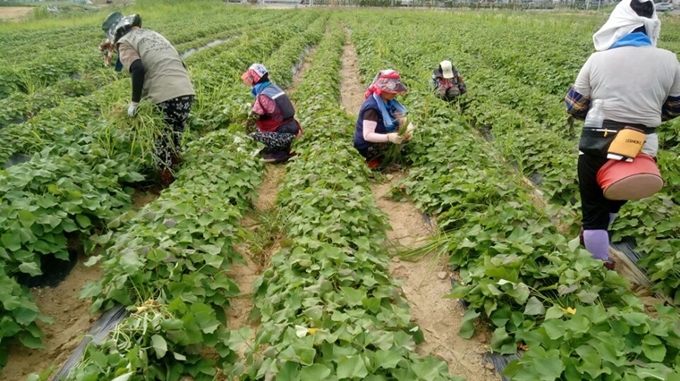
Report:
364,69,408,98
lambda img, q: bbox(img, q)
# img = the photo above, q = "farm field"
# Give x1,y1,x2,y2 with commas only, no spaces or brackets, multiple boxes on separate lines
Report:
1,1,680,380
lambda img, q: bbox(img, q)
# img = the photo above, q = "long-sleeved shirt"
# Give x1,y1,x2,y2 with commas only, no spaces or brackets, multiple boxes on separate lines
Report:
566,45,680,126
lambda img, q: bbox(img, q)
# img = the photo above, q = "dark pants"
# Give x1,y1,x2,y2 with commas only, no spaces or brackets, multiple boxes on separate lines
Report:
578,154,627,230
155,95,194,170
357,143,389,161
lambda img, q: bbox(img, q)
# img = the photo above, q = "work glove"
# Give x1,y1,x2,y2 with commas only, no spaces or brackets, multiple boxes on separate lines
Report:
387,133,404,145
128,102,138,118
404,122,416,141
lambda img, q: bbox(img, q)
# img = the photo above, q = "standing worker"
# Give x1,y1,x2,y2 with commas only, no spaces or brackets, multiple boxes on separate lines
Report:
112,14,195,188
565,0,680,269
241,63,302,163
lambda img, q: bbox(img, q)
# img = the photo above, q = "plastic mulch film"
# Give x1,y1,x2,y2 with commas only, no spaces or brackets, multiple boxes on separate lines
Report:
15,250,78,289
611,237,643,268
53,304,130,381
483,352,523,381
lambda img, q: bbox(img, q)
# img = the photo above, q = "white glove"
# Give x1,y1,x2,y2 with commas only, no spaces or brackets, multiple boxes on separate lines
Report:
406,122,416,134
387,133,404,145
128,102,138,118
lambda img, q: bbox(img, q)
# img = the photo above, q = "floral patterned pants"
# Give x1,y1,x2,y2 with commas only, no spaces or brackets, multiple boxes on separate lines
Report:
154,95,194,169
249,131,297,153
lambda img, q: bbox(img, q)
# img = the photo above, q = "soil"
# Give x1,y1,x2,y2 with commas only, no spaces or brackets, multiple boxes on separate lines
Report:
0,256,104,381
225,250,260,332
131,187,161,210
372,173,433,249
0,7,33,21
339,36,366,116
391,256,496,380
253,165,285,213
375,175,495,381
338,32,494,381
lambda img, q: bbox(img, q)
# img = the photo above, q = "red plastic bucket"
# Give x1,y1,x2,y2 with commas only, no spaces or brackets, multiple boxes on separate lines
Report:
596,154,663,201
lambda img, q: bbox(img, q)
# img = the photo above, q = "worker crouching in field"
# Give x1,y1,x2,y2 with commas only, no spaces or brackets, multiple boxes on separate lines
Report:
431,60,467,102
565,0,680,269
112,14,196,188
241,64,302,164
353,69,414,168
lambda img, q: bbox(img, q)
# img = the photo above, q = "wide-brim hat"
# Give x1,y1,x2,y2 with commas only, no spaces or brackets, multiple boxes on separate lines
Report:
366,69,408,98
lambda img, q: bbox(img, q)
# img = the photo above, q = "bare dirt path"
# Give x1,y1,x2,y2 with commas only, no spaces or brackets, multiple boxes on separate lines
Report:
0,259,104,381
227,42,318,359
338,31,496,381
0,7,33,21
339,36,365,116
229,165,286,331
377,175,495,381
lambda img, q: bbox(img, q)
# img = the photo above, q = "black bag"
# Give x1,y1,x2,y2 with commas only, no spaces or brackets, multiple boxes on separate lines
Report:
578,120,650,157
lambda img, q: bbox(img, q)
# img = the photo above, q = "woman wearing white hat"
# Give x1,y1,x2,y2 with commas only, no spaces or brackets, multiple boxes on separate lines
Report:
241,63,302,163
565,0,680,269
431,60,467,102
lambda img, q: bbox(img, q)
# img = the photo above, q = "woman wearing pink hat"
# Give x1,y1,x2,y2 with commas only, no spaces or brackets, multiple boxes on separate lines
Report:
353,69,414,168
241,63,302,163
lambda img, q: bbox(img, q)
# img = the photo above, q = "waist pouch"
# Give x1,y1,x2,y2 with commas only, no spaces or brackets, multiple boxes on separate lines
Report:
607,127,645,160
578,120,652,158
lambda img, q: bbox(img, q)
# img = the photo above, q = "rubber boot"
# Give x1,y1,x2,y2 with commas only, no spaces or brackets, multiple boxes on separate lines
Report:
367,158,382,169
159,168,175,188
171,154,182,167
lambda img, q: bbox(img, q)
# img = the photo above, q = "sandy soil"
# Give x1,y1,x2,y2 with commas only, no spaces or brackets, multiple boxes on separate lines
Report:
339,38,366,116
391,256,496,380
0,7,33,21
375,175,495,381
372,173,433,249
0,258,104,381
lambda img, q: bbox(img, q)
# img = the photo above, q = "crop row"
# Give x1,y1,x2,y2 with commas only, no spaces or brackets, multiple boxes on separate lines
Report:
0,6,266,99
55,13,330,380
439,12,680,300
348,12,680,380
0,10,312,167
64,130,264,380
0,11,283,133
231,18,462,381
359,10,680,300
0,10,321,374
